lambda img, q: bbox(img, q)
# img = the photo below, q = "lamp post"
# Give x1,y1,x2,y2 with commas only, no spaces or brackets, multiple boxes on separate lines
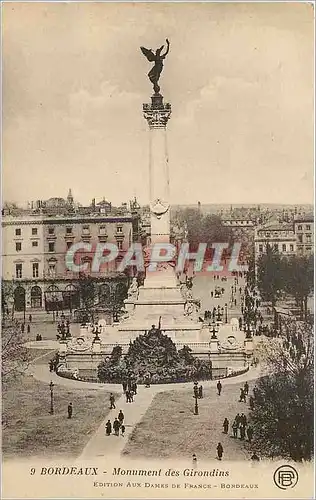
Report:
49,381,54,414
193,383,199,415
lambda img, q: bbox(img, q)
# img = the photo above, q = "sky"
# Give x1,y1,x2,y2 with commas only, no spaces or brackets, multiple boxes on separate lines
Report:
3,2,314,207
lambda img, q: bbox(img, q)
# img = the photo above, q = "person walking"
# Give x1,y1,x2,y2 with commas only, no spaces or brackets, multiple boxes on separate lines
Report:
67,402,73,419
232,420,238,438
239,388,246,402
122,380,127,393
217,380,222,396
244,381,249,395
118,410,124,426
192,454,197,468
121,424,125,437
109,393,116,409
240,413,247,428
113,418,120,436
105,420,112,436
223,418,229,434
126,390,131,403
249,396,255,411
217,442,223,460
132,381,137,395
247,426,254,442
240,426,246,440
29,314,32,323
27,324,31,334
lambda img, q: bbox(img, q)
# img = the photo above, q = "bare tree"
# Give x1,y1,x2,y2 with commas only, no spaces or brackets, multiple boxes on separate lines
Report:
2,320,30,383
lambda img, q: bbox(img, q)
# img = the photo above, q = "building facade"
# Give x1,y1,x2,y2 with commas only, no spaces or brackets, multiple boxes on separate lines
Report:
2,193,138,316
293,214,314,255
254,222,297,262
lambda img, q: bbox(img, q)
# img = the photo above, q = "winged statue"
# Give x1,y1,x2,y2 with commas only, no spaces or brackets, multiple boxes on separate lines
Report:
140,39,170,94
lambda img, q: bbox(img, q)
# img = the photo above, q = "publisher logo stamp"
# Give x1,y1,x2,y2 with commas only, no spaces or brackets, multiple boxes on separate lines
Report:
273,465,298,490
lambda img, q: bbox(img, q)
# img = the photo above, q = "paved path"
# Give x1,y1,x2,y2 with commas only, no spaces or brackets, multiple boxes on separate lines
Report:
29,362,262,393
78,386,157,460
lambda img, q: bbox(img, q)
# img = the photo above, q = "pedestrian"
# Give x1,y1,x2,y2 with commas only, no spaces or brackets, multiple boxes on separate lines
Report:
67,402,73,419
247,426,254,442
217,380,222,396
223,418,229,434
105,419,112,436
232,420,238,438
127,379,132,392
27,324,30,334
121,424,125,437
126,390,130,403
118,410,124,425
239,388,246,402
244,381,249,395
198,385,203,399
113,418,120,436
29,314,32,323
49,359,54,372
240,413,247,428
192,453,197,467
132,381,137,395
240,426,246,440
122,380,127,393
253,387,258,400
129,390,134,402
249,396,255,411
216,442,223,460
211,291,214,298
109,393,116,409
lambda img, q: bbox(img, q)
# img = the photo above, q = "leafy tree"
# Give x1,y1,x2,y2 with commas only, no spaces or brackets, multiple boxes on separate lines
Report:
283,255,314,320
250,320,313,461
2,321,30,384
77,273,96,316
256,245,286,306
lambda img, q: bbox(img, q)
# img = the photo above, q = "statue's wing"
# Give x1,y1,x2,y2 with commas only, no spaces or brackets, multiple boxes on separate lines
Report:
140,46,155,62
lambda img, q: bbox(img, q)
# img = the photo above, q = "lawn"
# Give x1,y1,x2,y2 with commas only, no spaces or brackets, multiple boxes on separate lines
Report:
2,373,117,459
123,382,253,461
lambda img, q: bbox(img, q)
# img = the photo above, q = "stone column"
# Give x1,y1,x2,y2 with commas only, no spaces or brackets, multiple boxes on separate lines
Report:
143,94,172,246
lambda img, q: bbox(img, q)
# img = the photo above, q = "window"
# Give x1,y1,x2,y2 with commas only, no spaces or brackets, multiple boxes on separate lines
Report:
48,242,55,252
306,246,312,251
117,240,123,250
32,263,39,278
259,244,263,253
266,232,271,238
48,227,55,235
298,225,302,231
99,225,107,235
16,263,22,278
298,235,303,243
66,241,72,249
15,228,21,236
82,225,90,235
32,241,38,247
16,242,22,252
32,228,38,235
282,244,286,252
66,227,73,234
306,234,311,242
306,225,311,230
116,226,123,233
290,244,294,252
48,263,56,277
274,244,278,251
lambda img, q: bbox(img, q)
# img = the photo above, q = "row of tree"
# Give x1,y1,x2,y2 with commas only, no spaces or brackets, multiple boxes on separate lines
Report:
256,247,313,318
250,319,313,462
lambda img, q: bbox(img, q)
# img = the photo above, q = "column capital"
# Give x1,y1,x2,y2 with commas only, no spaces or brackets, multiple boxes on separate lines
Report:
143,94,171,129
